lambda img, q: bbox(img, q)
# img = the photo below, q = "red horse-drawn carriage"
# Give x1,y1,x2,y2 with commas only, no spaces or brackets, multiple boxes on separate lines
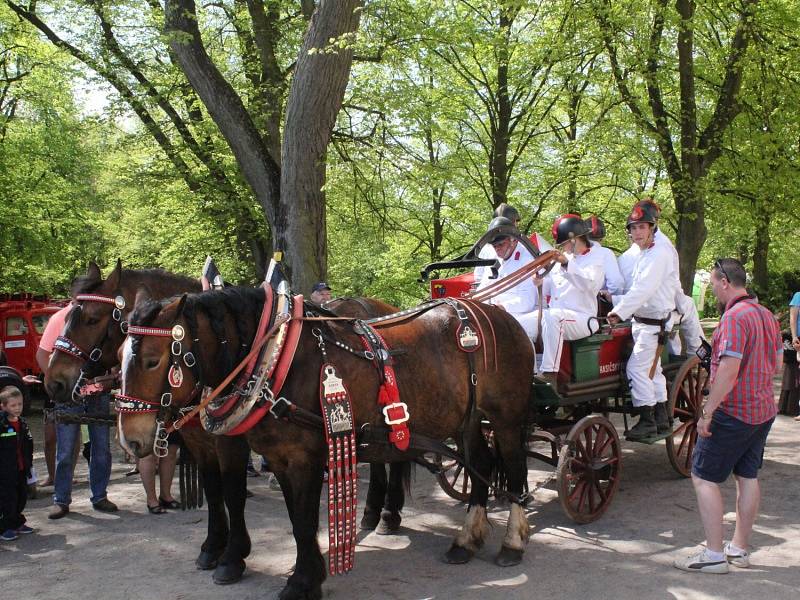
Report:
423,230,707,523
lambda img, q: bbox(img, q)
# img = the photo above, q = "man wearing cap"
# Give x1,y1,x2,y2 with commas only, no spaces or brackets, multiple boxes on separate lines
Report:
607,202,677,439
615,199,706,356
476,216,540,345
585,215,624,295
474,204,552,284
535,215,606,384
310,282,332,306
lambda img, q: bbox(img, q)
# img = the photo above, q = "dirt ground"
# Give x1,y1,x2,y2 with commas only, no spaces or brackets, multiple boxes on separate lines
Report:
2,402,799,600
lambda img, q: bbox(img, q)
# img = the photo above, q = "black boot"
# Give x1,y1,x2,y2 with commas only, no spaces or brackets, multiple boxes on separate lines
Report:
654,402,670,434
627,406,657,440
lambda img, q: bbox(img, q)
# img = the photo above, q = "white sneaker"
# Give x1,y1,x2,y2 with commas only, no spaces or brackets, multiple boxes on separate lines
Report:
724,542,750,568
673,549,729,574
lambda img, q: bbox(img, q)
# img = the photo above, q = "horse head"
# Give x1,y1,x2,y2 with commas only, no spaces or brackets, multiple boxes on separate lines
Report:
45,259,128,404
118,290,201,457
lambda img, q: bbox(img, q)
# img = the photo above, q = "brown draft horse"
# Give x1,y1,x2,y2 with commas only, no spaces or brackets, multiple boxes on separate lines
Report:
119,285,534,600
44,261,256,584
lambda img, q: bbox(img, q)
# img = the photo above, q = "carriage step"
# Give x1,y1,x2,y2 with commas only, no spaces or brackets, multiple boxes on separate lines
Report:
623,428,673,445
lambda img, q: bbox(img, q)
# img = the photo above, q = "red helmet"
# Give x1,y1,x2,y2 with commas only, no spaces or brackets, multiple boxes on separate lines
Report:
552,214,588,245
585,215,606,240
626,202,659,230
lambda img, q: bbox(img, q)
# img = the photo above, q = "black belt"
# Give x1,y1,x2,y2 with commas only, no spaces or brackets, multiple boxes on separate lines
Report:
633,315,669,327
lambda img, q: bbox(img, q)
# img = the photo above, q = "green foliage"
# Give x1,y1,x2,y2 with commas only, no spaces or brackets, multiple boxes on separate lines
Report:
1,0,798,312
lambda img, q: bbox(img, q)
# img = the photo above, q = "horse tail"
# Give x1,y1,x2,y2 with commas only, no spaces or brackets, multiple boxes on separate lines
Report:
400,461,413,496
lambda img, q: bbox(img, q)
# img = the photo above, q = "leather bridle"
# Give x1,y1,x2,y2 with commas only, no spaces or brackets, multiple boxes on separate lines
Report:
115,322,203,457
53,293,127,403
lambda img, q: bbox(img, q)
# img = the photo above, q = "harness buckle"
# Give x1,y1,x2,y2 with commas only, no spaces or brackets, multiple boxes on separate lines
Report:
161,392,173,407
269,396,291,419
171,340,182,356
112,307,122,322
363,350,375,361
120,321,129,335
382,402,410,425
183,352,196,368
455,307,468,321
89,347,103,362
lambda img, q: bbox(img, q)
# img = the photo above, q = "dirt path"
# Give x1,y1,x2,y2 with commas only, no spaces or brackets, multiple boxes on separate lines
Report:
2,411,799,600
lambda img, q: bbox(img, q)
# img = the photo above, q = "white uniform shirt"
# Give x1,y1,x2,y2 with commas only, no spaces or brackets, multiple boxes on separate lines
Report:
612,241,677,321
474,244,498,284
618,229,682,299
543,244,605,316
477,241,538,314
591,242,624,295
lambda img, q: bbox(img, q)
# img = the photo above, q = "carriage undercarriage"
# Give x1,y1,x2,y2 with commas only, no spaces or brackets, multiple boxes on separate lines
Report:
433,339,708,524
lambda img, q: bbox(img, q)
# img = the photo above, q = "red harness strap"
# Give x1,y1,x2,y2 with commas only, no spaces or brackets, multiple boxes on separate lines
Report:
357,326,410,452
224,295,305,436
319,364,358,575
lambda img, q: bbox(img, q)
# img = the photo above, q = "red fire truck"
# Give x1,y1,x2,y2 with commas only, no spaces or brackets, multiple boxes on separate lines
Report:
0,295,66,413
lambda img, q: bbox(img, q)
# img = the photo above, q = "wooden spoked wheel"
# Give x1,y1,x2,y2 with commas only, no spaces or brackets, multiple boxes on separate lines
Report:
556,415,622,524
666,356,707,477
435,448,471,502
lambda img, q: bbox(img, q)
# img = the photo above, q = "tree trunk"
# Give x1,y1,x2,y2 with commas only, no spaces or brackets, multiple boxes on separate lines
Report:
490,9,512,208
278,0,362,293
673,184,707,294
164,0,281,233
752,205,770,297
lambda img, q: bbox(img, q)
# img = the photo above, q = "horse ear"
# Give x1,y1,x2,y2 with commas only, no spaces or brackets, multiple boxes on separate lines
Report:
134,287,152,308
106,258,123,289
174,293,189,320
86,261,101,281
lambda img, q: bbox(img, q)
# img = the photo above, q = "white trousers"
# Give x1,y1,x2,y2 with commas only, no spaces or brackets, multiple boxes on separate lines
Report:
539,308,596,373
628,321,669,407
512,311,540,348
669,294,706,356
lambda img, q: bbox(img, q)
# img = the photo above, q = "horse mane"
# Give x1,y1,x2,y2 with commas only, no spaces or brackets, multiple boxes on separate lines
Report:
70,268,200,297
130,286,266,376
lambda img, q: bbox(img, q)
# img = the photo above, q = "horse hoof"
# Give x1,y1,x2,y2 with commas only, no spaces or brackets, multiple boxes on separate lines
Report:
278,583,322,600
443,544,473,564
495,545,524,567
212,560,246,585
375,510,401,535
360,509,380,530
195,550,219,570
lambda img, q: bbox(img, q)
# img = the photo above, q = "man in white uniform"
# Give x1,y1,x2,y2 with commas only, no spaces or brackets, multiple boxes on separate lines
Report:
614,200,706,355
608,203,677,439
535,215,606,383
475,203,552,284
476,217,540,346
585,215,625,295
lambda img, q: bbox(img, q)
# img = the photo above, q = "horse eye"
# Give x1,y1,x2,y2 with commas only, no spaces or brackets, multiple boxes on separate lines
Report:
85,316,101,326
145,358,160,370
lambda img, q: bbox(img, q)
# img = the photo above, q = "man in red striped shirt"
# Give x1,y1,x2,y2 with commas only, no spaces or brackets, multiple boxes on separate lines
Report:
674,258,781,574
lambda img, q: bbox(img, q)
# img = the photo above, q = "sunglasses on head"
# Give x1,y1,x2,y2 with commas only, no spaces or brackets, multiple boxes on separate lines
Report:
714,259,731,283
